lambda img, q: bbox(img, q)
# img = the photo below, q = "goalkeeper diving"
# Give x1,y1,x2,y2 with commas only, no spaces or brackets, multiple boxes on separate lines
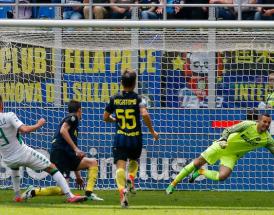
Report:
166,113,274,194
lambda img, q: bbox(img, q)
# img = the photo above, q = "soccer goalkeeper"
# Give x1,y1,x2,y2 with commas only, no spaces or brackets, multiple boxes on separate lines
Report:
166,113,274,194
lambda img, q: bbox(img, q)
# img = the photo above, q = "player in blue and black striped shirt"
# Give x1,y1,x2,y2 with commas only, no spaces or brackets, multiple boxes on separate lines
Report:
104,69,159,208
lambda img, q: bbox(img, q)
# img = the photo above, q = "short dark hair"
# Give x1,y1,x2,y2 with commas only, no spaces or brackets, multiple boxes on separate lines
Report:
121,70,136,89
258,113,271,120
247,109,258,121
68,100,81,113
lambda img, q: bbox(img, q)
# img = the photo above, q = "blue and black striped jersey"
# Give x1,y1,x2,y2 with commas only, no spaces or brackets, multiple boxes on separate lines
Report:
105,91,146,137
51,113,79,153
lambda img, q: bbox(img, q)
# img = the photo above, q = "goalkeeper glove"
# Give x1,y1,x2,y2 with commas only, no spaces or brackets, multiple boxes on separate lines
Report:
217,140,228,149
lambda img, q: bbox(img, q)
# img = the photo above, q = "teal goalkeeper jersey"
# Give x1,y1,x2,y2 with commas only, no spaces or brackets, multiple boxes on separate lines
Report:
219,121,274,157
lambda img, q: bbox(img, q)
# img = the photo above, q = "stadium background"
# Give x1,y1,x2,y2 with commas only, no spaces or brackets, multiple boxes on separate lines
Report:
0,47,273,191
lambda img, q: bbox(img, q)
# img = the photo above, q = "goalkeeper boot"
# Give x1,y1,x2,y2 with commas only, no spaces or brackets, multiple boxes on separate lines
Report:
126,179,136,194
21,185,35,200
119,188,128,208
85,191,104,201
189,169,200,183
165,184,175,195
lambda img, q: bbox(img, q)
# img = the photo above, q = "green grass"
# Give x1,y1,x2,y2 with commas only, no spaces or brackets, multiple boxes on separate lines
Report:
0,190,273,215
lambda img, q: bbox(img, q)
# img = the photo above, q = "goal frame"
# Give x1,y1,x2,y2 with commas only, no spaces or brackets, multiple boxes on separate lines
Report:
0,20,274,28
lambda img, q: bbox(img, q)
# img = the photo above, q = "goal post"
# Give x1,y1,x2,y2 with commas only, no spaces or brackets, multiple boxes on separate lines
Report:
0,20,273,191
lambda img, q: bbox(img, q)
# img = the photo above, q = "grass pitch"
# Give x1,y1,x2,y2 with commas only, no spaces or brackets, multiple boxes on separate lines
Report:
0,190,273,215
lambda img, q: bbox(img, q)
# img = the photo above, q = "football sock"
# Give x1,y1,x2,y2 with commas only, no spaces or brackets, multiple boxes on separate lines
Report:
200,169,220,181
116,168,126,191
11,169,20,197
128,160,138,180
34,186,63,196
86,166,98,193
51,169,73,198
171,161,196,186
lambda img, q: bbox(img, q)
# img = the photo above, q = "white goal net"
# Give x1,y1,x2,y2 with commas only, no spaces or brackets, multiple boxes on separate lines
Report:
0,20,273,191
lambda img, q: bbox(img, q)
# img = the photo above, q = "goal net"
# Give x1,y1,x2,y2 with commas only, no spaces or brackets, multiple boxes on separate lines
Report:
0,20,273,191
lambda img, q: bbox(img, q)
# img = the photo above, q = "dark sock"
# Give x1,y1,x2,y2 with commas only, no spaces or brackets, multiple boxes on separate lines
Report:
85,191,92,197
31,190,36,197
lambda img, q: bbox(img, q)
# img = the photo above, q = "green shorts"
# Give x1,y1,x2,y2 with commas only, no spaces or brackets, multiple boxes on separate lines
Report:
201,142,239,170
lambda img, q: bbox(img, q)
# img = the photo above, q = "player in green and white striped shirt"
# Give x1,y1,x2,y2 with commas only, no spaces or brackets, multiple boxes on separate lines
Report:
166,113,274,194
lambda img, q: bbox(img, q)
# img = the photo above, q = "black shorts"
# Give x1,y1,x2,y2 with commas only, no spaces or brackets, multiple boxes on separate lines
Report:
50,149,82,173
113,145,143,164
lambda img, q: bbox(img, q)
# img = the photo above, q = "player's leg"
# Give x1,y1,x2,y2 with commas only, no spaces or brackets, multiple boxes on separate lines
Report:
4,151,28,201
10,167,22,202
166,156,206,194
76,157,103,201
127,138,142,194
191,164,232,181
22,185,63,200
35,186,62,196
166,142,221,194
127,159,138,194
116,159,128,208
116,159,127,192
113,147,128,208
48,149,87,201
51,149,102,201
21,172,69,200
44,164,86,202
24,147,86,203
190,154,236,182
22,169,70,200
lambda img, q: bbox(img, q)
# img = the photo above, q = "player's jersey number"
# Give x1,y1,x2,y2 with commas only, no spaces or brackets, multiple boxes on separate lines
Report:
0,128,9,147
116,109,137,130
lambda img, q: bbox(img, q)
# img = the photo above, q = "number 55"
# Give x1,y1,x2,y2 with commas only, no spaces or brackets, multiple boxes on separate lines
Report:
116,109,136,130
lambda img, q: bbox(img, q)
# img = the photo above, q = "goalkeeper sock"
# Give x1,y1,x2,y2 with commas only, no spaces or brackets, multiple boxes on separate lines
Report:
128,160,138,180
171,161,196,186
11,169,20,197
200,169,220,181
116,168,126,191
86,166,98,193
35,186,63,196
51,169,73,198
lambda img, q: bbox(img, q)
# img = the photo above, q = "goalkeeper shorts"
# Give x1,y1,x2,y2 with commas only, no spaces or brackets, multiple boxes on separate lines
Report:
201,141,239,170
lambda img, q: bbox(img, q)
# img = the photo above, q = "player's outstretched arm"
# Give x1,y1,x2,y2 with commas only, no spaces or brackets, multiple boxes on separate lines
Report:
60,122,85,158
18,118,46,133
140,107,159,141
220,120,254,141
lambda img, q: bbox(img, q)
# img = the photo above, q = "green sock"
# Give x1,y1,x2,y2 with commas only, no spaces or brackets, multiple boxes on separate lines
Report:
172,161,196,186
202,169,220,181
